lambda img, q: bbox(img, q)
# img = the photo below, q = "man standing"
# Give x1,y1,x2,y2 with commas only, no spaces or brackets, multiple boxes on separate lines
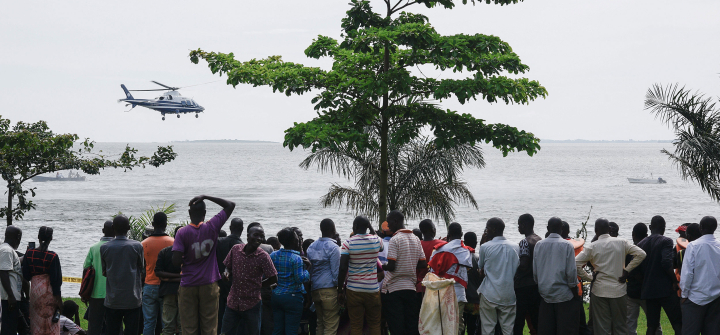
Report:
533,217,580,335
636,216,682,335
381,210,426,335
339,216,384,335
220,222,278,335
142,212,175,335
83,220,114,335
307,219,341,335
514,214,542,335
101,215,145,335
217,218,244,333
417,219,444,294
462,232,481,335
477,218,519,335
0,226,23,335
679,216,720,334
155,240,182,335
626,223,662,335
575,218,646,335
427,222,472,335
172,195,235,335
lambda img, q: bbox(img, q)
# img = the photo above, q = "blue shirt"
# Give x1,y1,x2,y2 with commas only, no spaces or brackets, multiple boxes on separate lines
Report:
307,237,340,290
270,248,310,295
477,236,519,306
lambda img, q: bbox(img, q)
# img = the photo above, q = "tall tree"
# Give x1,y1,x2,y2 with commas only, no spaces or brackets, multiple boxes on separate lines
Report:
190,0,546,223
0,116,177,226
645,83,720,201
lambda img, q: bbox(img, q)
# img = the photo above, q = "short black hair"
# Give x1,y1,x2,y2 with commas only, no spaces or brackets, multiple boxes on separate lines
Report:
487,217,505,233
700,216,717,233
230,218,244,234
632,222,648,237
650,215,666,230
302,239,314,253
277,228,298,249
448,222,463,238
419,219,435,232
518,213,534,227
687,223,703,240
152,212,168,227
547,217,563,233
320,219,335,234
189,200,206,213
464,232,477,245
387,210,404,225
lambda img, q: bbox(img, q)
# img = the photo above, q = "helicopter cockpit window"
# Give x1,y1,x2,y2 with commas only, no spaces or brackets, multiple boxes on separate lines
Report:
159,97,164,100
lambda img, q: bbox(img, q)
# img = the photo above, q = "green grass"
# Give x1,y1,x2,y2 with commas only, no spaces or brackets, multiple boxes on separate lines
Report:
65,298,673,334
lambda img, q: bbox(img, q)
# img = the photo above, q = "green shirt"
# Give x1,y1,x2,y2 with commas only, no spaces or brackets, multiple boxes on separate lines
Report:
83,237,113,299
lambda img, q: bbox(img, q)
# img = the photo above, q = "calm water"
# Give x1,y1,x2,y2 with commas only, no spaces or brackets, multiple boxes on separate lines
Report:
6,142,720,296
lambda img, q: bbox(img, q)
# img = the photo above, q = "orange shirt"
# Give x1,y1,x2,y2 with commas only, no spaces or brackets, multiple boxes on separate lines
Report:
142,235,175,285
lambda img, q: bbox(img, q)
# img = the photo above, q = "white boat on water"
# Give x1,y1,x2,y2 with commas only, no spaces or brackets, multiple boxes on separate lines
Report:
628,177,667,184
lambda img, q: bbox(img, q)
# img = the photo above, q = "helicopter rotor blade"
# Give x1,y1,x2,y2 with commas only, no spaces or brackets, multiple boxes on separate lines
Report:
128,89,170,91
151,81,179,90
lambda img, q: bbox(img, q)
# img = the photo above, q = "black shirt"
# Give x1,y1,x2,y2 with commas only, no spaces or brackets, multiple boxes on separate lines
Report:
625,252,645,300
155,246,181,297
636,234,675,300
515,234,542,288
466,252,481,304
216,235,243,297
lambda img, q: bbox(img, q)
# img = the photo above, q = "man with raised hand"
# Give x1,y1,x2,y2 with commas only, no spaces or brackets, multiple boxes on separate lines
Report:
0,226,23,335
635,216,682,335
477,218,519,335
533,217,580,335
172,195,235,335
220,222,277,335
142,212,175,335
381,210,426,335
339,216,383,335
575,218,646,335
307,219,341,335
428,222,472,335
101,215,145,335
679,216,720,334
83,220,114,335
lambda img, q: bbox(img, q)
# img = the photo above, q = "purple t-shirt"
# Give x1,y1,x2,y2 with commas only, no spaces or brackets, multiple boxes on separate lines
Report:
173,209,229,287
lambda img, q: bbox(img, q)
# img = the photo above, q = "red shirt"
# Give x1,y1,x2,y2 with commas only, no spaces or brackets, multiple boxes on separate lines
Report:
224,244,277,311
417,239,445,292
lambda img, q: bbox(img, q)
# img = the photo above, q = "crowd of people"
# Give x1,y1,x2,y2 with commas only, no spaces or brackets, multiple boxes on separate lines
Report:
0,194,719,335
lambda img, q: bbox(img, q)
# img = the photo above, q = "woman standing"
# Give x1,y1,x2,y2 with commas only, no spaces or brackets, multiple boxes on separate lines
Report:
270,228,311,335
22,226,62,335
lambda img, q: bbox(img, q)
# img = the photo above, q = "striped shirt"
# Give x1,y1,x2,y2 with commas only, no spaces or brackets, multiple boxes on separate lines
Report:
341,234,384,293
382,229,426,293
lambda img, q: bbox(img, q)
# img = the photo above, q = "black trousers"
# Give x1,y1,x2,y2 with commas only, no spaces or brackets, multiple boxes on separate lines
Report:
465,311,479,335
1,300,19,335
538,298,581,335
381,290,420,335
88,298,107,335
513,285,541,335
681,297,720,335
105,307,141,335
645,295,682,329
218,292,228,335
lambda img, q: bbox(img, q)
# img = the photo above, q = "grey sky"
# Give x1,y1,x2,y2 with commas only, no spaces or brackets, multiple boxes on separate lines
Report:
2,0,718,143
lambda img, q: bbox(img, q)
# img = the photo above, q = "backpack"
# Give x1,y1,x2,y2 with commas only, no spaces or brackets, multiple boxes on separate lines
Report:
79,266,95,303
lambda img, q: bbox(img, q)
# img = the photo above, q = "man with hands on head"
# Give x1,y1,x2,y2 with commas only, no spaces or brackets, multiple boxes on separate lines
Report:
172,195,235,335
575,218,646,335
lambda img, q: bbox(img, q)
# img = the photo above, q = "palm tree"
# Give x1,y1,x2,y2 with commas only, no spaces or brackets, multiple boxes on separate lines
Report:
301,128,485,226
645,83,720,201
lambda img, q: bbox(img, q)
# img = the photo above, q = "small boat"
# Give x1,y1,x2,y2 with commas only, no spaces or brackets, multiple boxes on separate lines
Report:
32,172,86,182
628,177,666,184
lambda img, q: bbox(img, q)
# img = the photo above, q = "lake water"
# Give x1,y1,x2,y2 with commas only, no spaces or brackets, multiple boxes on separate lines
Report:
6,142,720,296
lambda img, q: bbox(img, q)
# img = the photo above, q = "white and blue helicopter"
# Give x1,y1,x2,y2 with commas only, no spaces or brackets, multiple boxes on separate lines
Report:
119,81,205,120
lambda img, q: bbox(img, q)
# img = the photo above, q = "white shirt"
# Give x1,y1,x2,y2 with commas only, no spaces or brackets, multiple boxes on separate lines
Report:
575,234,646,298
533,234,578,303
59,315,83,335
679,234,720,306
477,236,519,306
0,243,21,301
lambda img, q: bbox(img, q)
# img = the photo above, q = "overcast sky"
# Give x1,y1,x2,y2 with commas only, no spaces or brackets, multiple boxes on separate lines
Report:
2,0,718,143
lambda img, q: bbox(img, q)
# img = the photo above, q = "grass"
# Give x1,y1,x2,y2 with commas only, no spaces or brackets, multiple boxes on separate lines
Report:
64,298,673,334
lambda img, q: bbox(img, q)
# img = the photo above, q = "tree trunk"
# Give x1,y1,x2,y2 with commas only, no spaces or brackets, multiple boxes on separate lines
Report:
6,184,12,226
378,24,391,227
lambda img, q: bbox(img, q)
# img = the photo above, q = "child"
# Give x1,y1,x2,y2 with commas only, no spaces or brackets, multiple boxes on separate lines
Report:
60,300,86,335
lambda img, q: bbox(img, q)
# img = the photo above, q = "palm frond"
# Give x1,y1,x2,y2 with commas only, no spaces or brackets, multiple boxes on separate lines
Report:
320,184,379,219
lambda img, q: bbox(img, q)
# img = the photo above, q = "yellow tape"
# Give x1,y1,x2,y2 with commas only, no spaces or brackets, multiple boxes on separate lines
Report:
62,276,82,283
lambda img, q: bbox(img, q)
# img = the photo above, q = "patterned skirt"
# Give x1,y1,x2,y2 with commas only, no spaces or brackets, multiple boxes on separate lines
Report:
29,274,60,335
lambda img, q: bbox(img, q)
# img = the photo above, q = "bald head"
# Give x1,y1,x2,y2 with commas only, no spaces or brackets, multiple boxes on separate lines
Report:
595,218,610,236
547,217,563,234
4,226,22,249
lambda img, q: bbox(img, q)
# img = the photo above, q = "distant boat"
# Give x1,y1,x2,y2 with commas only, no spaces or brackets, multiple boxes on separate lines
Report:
628,177,666,184
32,172,86,182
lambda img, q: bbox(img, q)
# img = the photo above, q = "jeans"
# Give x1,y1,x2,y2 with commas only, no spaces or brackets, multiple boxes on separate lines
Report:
105,307,142,335
162,294,181,335
143,285,163,335
1,300,18,335
381,290,421,335
220,301,262,335
271,292,303,335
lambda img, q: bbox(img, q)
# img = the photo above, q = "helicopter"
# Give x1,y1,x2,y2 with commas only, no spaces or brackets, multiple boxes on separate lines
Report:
118,81,205,120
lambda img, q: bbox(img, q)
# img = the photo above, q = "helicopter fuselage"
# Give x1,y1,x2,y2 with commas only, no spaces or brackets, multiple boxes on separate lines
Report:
119,84,204,120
